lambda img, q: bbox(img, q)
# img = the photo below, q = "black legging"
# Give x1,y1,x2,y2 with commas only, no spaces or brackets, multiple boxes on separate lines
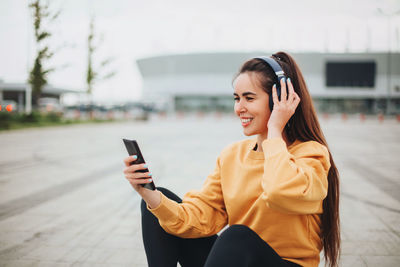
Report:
141,187,301,267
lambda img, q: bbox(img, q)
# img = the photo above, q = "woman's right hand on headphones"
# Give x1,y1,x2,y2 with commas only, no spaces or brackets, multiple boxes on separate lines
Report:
268,77,300,135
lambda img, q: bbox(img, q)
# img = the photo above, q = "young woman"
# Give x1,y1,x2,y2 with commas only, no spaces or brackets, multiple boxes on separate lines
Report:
123,51,340,267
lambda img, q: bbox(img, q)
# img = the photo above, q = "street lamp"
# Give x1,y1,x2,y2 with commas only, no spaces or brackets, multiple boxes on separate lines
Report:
377,7,400,115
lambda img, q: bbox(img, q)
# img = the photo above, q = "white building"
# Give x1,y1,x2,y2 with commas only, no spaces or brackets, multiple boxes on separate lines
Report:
136,52,400,114
0,81,79,113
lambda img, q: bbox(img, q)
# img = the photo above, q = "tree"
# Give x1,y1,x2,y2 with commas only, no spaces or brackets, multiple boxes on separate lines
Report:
86,17,116,98
28,0,60,109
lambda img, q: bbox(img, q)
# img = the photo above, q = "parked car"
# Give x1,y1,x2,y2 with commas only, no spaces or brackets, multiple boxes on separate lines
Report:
0,100,17,112
38,98,63,113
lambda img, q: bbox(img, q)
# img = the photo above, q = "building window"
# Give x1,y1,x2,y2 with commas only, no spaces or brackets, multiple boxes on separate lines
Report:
325,61,376,88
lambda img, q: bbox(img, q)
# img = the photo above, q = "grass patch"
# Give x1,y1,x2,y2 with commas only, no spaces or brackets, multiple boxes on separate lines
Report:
0,111,118,131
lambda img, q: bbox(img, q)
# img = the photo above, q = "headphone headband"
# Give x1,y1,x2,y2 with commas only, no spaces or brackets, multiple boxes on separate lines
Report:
253,56,287,111
255,56,285,78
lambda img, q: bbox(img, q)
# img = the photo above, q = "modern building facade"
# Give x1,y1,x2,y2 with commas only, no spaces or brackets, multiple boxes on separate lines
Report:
136,52,400,114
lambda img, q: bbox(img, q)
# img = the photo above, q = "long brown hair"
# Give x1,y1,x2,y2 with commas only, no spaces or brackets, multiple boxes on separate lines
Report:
235,52,340,267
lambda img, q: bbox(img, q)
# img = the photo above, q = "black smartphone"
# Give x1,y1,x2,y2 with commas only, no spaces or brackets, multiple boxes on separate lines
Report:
123,139,156,190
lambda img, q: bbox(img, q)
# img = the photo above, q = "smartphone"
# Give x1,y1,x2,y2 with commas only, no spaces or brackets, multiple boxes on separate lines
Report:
123,139,156,190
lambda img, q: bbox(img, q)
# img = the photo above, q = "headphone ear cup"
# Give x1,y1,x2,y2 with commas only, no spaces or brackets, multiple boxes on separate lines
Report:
269,82,281,111
269,94,274,111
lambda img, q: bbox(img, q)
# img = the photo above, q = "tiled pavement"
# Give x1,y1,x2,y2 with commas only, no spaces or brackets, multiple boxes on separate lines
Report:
0,114,399,266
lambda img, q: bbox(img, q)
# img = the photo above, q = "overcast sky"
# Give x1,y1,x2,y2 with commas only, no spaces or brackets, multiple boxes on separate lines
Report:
1,0,399,104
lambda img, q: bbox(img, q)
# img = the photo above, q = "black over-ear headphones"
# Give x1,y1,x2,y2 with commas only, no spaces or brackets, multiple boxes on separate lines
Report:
254,56,288,111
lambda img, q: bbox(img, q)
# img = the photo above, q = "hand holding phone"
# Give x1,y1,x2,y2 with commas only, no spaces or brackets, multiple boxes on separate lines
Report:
123,139,156,191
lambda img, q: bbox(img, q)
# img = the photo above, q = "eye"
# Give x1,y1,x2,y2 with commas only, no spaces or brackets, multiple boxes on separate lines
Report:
246,97,254,101
233,97,239,102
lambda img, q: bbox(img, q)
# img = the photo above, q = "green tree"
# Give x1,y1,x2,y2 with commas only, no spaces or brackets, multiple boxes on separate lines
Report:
28,0,60,109
86,17,116,98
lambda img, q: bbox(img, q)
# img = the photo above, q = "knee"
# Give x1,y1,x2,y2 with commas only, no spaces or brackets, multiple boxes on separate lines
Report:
218,225,257,245
140,198,149,214
204,225,255,266
222,225,254,236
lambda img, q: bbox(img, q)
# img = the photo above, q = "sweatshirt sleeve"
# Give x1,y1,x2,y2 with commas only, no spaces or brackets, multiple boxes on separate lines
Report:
261,138,330,214
147,156,228,238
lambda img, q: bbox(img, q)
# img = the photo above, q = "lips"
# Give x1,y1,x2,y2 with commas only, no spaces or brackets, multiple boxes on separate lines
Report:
240,117,253,127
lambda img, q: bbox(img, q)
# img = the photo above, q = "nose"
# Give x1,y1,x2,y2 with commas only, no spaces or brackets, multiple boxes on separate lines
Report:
234,99,247,115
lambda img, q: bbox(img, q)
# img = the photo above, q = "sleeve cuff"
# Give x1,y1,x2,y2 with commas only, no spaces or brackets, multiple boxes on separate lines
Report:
147,192,181,223
262,138,288,157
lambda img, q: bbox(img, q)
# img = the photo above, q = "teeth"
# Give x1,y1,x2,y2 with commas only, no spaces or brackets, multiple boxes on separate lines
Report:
241,118,252,123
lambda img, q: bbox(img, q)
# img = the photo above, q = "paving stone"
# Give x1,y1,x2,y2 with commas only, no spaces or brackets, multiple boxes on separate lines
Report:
337,255,367,267
0,116,399,266
362,255,400,267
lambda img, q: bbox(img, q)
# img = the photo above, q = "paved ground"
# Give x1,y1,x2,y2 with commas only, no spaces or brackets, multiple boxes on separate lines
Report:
0,113,399,267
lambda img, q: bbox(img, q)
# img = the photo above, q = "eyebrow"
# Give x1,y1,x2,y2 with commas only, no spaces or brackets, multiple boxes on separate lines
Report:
233,92,257,97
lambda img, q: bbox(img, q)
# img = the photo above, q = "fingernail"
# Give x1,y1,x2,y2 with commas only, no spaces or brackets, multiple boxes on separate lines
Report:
287,78,291,83
132,155,137,159
148,179,152,182
148,173,152,176
273,84,276,88
143,164,148,168
282,77,285,83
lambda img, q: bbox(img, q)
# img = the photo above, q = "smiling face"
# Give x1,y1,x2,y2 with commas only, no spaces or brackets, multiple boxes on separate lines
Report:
233,72,271,137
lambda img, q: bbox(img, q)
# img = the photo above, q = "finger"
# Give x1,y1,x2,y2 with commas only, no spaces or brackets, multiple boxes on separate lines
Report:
272,84,279,106
127,172,152,182
294,93,301,105
126,176,153,181
128,177,153,185
125,163,148,173
291,93,301,108
280,77,287,102
292,92,300,100
123,155,138,167
126,171,152,180
287,78,295,103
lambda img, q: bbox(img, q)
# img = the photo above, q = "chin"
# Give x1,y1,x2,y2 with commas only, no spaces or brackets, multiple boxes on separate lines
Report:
243,129,256,136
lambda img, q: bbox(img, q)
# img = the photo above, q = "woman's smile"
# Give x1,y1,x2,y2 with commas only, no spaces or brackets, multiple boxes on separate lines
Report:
240,117,254,127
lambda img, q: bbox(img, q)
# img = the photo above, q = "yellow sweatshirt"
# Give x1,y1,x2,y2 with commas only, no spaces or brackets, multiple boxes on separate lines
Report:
148,137,330,267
